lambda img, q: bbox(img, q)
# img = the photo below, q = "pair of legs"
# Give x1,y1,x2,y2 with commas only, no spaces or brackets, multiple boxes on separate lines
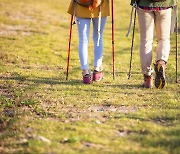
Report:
137,8,172,88
76,17,107,72
137,8,172,76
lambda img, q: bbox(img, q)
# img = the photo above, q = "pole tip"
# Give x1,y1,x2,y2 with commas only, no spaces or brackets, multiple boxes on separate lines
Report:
127,73,131,80
175,80,179,83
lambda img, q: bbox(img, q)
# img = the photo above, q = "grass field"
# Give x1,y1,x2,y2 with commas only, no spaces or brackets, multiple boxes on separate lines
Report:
0,0,180,153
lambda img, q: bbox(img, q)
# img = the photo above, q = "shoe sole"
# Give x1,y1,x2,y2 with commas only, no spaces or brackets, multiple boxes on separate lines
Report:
83,80,92,84
143,84,153,89
154,64,166,89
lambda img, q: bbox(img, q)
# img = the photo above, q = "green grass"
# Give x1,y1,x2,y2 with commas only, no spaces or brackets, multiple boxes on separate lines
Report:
0,0,180,153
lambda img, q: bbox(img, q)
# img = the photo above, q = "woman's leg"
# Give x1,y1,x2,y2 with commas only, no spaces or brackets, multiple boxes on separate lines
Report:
76,17,91,71
155,8,172,63
92,17,107,71
154,8,171,89
137,8,154,76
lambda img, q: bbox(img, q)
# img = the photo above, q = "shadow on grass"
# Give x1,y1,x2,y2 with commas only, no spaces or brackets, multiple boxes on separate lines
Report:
0,76,141,90
0,75,83,85
0,74,143,88
110,84,142,89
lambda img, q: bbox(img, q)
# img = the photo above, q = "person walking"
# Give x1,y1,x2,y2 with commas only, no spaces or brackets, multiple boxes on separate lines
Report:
130,0,177,89
67,0,110,84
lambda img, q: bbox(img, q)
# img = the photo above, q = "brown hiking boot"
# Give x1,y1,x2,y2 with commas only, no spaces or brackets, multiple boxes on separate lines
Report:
143,75,153,88
154,60,166,89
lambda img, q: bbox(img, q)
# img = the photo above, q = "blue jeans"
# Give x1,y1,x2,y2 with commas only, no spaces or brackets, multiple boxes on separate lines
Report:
76,17,107,70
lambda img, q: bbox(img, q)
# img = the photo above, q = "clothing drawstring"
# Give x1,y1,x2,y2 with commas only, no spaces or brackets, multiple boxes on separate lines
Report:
73,0,77,24
97,6,102,46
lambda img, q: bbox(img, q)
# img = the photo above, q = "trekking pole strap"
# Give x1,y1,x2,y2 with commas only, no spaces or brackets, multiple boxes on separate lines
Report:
126,1,138,37
126,7,134,37
171,5,177,34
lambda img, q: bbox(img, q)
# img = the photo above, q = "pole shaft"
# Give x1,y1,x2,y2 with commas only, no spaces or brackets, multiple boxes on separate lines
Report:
66,15,74,80
111,0,115,79
176,5,178,83
128,9,137,79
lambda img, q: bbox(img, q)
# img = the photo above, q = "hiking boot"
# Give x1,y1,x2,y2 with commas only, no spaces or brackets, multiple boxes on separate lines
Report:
154,61,166,89
83,74,92,84
82,70,92,84
143,75,153,88
93,70,104,82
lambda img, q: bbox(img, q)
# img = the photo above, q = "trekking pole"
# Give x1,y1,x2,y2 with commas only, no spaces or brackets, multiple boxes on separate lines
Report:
66,15,74,80
175,3,178,83
111,0,115,80
128,8,137,79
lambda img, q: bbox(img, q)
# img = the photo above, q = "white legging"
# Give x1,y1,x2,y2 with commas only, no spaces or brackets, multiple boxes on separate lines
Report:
137,8,172,76
76,17,107,70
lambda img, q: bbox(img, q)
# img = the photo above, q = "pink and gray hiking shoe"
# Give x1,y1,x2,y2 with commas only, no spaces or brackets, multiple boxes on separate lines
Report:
93,70,104,82
83,74,92,84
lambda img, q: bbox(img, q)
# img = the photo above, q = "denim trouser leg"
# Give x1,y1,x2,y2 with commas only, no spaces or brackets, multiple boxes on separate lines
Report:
77,17,91,70
76,17,107,70
92,17,107,68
